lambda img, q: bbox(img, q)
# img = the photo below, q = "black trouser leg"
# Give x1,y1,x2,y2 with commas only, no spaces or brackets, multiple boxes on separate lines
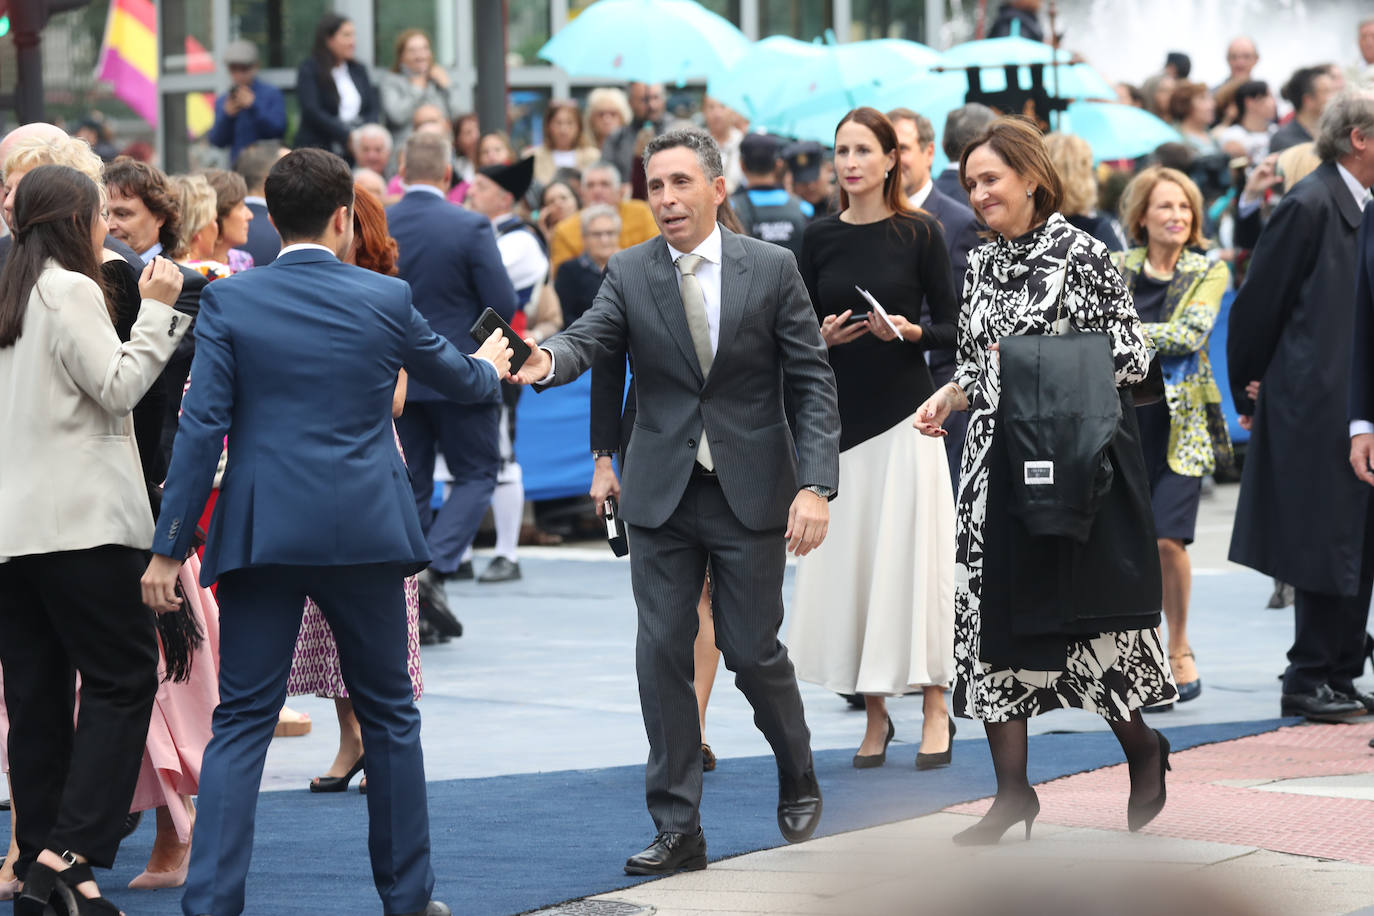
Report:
0,547,158,871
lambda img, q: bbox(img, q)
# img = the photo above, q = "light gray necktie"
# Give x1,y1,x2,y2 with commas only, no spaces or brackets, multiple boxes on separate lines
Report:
676,253,714,470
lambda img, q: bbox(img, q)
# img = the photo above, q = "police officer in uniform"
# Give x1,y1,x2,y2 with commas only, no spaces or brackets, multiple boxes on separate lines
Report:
729,134,811,258
465,156,547,583
782,140,836,221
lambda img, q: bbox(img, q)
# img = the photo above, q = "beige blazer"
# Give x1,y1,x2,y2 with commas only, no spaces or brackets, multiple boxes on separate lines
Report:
0,263,189,560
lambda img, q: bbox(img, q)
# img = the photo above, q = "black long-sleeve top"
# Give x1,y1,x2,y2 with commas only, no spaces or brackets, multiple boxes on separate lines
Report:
798,212,957,451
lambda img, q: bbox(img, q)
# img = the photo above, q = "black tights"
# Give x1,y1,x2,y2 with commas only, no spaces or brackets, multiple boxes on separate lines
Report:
982,710,1162,810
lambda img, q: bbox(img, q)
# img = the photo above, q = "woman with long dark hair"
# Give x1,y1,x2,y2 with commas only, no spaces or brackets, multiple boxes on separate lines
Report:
294,12,378,160
915,117,1176,844
0,164,186,915
788,107,959,770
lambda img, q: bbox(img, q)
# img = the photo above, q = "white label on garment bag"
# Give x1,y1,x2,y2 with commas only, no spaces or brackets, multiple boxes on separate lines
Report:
1024,461,1055,485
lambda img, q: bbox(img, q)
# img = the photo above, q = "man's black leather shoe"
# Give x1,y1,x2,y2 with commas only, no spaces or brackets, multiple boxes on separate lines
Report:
624,828,707,875
1280,685,1365,722
1336,688,1374,713
387,902,451,916
777,766,822,843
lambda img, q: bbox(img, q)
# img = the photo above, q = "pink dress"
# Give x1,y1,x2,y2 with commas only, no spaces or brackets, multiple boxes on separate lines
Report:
128,551,221,842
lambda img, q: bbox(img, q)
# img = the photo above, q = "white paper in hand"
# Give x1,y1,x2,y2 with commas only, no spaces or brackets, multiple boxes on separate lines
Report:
854,286,904,341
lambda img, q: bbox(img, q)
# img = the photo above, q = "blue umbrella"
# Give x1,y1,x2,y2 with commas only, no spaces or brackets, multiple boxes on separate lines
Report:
537,0,749,85
1056,101,1182,161
709,35,945,122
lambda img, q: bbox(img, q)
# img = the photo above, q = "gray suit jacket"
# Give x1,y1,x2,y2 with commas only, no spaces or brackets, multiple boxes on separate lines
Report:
543,226,840,531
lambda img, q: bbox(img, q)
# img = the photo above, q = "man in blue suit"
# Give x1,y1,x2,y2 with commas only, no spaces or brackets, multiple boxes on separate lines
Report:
141,148,512,916
231,140,284,267
890,108,981,488
388,131,518,579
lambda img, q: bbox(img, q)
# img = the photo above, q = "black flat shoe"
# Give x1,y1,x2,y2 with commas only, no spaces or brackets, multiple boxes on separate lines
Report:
1336,688,1374,713
1128,729,1171,832
1280,685,1365,722
624,829,706,875
853,716,894,768
310,755,365,793
916,718,956,770
477,556,522,583
952,789,1039,846
777,766,822,843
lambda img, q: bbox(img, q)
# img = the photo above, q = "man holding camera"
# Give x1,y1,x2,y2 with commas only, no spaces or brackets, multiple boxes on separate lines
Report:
209,40,286,167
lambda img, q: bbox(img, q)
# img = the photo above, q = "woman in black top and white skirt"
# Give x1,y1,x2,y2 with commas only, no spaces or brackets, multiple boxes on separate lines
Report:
790,107,958,770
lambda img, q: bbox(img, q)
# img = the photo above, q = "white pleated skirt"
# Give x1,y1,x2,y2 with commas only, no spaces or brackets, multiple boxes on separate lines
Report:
789,413,957,696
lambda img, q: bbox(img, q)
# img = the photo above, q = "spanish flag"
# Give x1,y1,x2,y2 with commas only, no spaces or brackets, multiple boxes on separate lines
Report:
96,0,217,136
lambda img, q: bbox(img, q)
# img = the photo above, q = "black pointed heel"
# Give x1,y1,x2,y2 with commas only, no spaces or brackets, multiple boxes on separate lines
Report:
916,718,957,770
952,789,1040,846
310,754,365,793
852,715,895,768
1127,729,1171,832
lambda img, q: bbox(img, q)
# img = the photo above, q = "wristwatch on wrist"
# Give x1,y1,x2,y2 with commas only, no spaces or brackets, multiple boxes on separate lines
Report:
592,450,616,459
803,484,834,499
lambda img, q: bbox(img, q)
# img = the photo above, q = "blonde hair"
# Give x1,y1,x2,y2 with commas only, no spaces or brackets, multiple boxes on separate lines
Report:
3,135,106,198
1276,141,1320,191
584,87,632,141
168,174,218,260
1118,166,1206,249
1044,132,1098,217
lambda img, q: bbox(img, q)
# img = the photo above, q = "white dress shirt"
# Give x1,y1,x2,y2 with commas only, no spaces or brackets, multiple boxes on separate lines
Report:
1339,162,1374,438
907,178,934,210
277,242,337,259
333,63,362,124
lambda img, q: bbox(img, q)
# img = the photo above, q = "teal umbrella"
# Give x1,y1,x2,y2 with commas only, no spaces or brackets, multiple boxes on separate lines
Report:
537,0,749,85
1056,101,1183,161
709,34,945,122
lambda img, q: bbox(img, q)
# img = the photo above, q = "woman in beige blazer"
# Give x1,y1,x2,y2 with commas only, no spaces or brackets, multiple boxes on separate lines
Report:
0,164,186,916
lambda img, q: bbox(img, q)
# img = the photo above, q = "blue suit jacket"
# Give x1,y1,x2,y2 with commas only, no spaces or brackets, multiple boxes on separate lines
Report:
387,189,517,400
152,248,501,585
921,185,980,300
1352,205,1374,427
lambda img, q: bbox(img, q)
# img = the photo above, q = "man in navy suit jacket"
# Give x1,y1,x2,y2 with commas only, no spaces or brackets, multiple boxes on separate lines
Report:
143,149,511,916
231,140,284,267
890,108,981,487
387,132,518,578
1352,204,1374,486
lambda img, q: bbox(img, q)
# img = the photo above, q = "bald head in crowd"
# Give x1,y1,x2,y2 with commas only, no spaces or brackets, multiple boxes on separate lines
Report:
0,122,70,169
1227,37,1259,83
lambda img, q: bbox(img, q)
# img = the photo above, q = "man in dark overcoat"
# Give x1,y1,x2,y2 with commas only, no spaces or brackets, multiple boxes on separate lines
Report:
1228,92,1374,722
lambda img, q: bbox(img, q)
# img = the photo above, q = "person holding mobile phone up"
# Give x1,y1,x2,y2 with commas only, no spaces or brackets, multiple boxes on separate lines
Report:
789,107,959,773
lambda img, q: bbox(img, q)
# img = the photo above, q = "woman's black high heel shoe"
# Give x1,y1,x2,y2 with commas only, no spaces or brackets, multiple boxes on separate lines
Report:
19,859,122,916
309,754,365,793
952,789,1040,846
852,716,895,768
916,718,956,770
53,860,122,914
13,860,59,916
1127,729,1171,832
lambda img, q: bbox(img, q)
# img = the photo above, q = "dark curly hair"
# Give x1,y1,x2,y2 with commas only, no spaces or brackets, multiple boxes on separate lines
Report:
102,156,181,254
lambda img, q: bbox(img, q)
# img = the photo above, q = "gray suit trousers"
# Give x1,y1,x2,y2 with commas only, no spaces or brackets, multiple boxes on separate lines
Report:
629,474,813,834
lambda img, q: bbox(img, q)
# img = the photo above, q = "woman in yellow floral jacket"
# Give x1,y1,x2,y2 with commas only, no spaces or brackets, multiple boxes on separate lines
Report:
1113,166,1233,707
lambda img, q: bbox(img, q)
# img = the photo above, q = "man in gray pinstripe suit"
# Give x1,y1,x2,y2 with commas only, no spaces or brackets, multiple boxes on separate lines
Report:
513,129,840,875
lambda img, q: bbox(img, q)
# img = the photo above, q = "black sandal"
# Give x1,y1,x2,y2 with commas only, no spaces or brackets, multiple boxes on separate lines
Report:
17,858,122,916
309,754,365,793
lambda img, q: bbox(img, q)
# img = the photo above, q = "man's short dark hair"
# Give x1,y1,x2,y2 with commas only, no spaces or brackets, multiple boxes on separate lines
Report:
235,141,280,194
264,148,353,242
102,156,180,253
942,103,996,163
642,128,723,181
887,107,935,147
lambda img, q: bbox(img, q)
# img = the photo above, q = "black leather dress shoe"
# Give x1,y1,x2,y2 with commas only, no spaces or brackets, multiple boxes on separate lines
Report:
1280,685,1365,722
777,766,822,843
624,828,707,875
1335,689,1374,713
387,902,451,916
478,556,522,583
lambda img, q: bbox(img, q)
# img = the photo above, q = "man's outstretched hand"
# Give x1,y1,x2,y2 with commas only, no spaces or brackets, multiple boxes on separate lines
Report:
474,329,514,378
509,337,552,385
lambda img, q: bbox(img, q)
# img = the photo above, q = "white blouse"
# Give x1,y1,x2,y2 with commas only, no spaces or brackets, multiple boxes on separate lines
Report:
332,63,362,123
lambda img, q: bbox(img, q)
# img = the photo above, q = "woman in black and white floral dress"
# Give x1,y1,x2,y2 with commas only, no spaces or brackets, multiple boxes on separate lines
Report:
916,117,1177,846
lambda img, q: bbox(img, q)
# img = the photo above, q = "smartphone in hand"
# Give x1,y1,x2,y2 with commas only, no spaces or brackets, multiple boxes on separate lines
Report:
468,307,533,373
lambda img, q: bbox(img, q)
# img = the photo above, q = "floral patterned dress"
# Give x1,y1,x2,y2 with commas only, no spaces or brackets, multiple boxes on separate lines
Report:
950,214,1178,722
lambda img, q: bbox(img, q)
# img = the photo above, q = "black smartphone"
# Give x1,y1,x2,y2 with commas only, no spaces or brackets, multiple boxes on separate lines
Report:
845,312,871,325
468,307,532,373
604,497,628,557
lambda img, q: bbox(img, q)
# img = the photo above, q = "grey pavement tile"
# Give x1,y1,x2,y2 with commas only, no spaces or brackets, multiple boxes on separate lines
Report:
590,888,828,912
1251,773,1374,801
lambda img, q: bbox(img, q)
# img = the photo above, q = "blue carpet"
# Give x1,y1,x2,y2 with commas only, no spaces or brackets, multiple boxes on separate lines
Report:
6,718,1289,915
